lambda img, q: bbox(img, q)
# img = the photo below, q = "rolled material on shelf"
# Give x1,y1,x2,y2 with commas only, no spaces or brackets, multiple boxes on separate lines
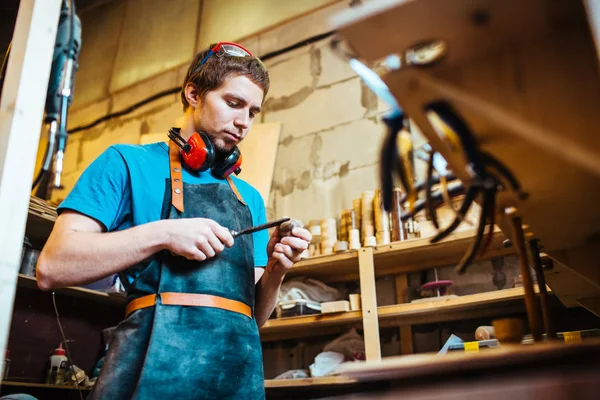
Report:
376,230,391,245
320,218,337,255
361,191,375,242
374,189,390,232
353,198,362,236
374,189,391,245
349,229,361,250
391,188,408,241
339,209,353,243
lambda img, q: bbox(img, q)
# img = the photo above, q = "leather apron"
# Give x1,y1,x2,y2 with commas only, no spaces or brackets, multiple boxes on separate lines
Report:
88,141,265,399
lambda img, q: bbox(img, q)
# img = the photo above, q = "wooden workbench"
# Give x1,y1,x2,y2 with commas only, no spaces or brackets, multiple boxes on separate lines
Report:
330,339,600,399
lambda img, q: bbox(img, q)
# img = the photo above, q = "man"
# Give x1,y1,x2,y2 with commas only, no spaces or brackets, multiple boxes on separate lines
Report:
37,42,311,399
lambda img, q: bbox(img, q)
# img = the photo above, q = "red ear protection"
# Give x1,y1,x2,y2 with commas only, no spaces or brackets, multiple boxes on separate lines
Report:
167,127,242,178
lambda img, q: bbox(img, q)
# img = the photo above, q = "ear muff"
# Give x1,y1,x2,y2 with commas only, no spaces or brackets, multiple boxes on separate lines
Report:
167,127,242,177
181,131,215,172
211,147,242,179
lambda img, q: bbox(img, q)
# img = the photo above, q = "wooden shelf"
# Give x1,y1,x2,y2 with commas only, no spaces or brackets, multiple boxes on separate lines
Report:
287,227,513,282
17,274,126,306
0,380,90,390
264,376,356,388
261,287,544,341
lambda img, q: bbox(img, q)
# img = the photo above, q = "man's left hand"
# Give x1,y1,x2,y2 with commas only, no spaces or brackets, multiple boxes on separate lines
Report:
266,225,311,277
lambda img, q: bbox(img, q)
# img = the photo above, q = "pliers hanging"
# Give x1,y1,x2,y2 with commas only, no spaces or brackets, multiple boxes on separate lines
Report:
423,101,524,274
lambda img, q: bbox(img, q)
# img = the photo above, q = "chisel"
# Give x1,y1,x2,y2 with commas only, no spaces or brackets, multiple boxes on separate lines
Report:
230,217,290,238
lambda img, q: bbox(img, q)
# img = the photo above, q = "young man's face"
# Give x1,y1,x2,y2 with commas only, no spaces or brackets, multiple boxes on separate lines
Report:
193,75,264,155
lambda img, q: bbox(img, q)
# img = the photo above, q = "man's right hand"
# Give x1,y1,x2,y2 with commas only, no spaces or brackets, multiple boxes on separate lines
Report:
162,218,234,261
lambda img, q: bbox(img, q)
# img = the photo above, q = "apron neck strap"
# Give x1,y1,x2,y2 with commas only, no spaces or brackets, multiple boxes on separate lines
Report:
226,176,247,206
169,140,185,213
169,140,247,210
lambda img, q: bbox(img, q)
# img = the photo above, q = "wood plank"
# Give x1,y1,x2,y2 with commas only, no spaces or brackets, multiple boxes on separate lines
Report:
0,0,62,380
0,381,90,391
377,286,549,321
358,247,381,361
335,338,600,382
264,376,356,388
237,122,281,205
395,274,414,355
17,274,126,306
260,287,550,339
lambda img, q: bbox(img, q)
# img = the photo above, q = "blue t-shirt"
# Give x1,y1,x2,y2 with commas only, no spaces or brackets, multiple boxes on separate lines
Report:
58,142,269,288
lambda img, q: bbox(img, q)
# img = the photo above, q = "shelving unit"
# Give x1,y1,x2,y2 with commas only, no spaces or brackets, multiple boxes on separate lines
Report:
16,196,547,388
17,274,126,306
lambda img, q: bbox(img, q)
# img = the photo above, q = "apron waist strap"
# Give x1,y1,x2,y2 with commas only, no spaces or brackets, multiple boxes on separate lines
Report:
126,292,252,319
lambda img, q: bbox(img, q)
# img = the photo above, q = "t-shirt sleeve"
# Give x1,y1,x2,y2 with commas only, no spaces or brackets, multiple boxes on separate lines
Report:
250,192,269,268
57,146,131,232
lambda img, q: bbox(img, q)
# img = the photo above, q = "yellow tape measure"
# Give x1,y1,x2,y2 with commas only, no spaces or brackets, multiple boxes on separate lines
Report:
464,341,480,353
563,331,582,344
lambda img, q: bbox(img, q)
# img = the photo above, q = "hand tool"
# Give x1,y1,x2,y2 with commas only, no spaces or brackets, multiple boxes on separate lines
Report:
230,217,290,238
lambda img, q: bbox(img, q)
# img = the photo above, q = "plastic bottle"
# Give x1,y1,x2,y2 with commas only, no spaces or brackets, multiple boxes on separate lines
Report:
46,343,68,385
2,350,9,380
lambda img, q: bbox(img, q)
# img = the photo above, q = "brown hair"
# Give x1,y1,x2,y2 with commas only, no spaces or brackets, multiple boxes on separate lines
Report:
180,44,270,111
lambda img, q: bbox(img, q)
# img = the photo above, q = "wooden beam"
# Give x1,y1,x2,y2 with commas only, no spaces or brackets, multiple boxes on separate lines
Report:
395,274,414,355
0,0,61,379
358,247,381,361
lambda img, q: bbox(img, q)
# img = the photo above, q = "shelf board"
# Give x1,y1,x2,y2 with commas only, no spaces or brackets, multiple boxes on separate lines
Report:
17,274,126,306
264,376,356,388
261,287,548,341
287,227,513,282
377,286,550,327
0,381,90,390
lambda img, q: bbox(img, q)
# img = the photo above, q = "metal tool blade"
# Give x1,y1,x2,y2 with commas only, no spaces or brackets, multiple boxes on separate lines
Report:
230,217,290,238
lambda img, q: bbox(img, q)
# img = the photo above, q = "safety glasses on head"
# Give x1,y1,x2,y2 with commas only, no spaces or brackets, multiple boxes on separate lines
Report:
199,42,253,67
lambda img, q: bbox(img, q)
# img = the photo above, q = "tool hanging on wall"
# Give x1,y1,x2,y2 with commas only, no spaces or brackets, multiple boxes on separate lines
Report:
32,0,81,198
424,101,527,273
330,35,528,275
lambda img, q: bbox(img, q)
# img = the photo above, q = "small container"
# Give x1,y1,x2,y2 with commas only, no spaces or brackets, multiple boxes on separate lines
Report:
46,343,68,385
349,294,362,311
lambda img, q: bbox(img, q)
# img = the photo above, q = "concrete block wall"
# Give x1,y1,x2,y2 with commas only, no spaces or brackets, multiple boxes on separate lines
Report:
262,38,390,222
